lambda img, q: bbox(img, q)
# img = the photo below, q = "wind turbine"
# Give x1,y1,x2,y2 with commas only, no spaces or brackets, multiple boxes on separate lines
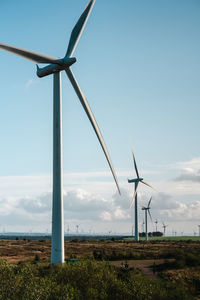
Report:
162,222,168,236
0,0,120,264
155,220,158,233
141,220,145,233
141,197,153,241
67,225,70,235
128,150,155,241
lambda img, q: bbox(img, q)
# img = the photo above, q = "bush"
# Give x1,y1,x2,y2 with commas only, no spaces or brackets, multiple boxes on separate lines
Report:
34,254,40,263
0,259,194,300
173,250,200,268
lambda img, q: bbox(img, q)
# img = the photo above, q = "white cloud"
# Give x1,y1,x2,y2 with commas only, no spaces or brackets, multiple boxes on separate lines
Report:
113,207,128,220
174,158,200,182
25,79,34,89
100,211,112,221
0,157,200,233
25,78,39,89
176,157,200,172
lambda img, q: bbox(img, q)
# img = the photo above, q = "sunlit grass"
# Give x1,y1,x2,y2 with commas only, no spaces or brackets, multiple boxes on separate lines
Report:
124,236,200,242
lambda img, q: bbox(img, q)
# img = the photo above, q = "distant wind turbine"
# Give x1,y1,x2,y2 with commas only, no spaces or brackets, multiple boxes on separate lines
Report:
155,220,158,232
67,225,70,235
162,222,168,236
128,150,155,241
142,220,145,233
0,0,120,264
141,197,153,241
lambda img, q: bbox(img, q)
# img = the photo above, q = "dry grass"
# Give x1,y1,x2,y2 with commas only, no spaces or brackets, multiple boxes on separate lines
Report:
0,239,200,264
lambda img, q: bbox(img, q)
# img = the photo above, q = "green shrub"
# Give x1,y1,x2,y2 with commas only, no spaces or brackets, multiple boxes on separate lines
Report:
34,254,40,263
0,259,194,300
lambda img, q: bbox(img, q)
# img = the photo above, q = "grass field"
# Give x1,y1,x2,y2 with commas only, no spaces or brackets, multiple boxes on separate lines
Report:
0,237,200,263
125,236,200,242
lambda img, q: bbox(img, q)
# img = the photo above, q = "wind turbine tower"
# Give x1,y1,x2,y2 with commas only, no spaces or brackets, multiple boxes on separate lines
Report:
162,222,168,236
141,197,153,241
0,0,120,264
76,225,79,234
155,220,158,233
142,220,145,233
128,150,155,241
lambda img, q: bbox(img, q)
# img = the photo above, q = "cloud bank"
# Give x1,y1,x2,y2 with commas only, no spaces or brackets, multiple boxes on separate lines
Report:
0,157,200,233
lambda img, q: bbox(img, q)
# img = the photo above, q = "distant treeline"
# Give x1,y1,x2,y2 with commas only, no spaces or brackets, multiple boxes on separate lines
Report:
0,235,129,241
139,231,163,237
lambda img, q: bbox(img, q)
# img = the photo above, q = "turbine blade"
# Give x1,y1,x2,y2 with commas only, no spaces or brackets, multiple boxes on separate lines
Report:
0,42,59,64
66,0,95,58
148,209,153,223
141,180,156,191
148,196,152,208
65,68,120,194
129,184,139,209
131,149,140,178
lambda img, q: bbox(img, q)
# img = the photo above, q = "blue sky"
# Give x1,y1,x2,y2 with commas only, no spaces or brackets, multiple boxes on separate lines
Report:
0,0,200,234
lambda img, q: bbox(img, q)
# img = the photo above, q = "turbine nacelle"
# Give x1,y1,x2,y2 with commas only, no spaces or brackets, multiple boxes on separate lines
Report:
128,177,143,183
37,57,76,78
142,206,150,211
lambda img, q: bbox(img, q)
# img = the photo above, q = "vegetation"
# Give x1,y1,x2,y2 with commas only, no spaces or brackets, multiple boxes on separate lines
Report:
0,239,200,299
125,235,200,242
139,231,163,237
0,259,193,300
151,249,200,297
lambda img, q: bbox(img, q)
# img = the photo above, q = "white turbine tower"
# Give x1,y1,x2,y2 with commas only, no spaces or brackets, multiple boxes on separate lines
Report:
141,197,153,241
128,150,155,241
0,0,120,264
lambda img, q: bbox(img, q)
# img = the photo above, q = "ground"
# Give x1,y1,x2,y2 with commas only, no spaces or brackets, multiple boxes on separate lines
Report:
0,238,200,298
0,238,199,264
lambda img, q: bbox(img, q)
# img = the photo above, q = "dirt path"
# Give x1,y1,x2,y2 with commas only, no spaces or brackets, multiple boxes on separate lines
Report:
110,259,165,279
